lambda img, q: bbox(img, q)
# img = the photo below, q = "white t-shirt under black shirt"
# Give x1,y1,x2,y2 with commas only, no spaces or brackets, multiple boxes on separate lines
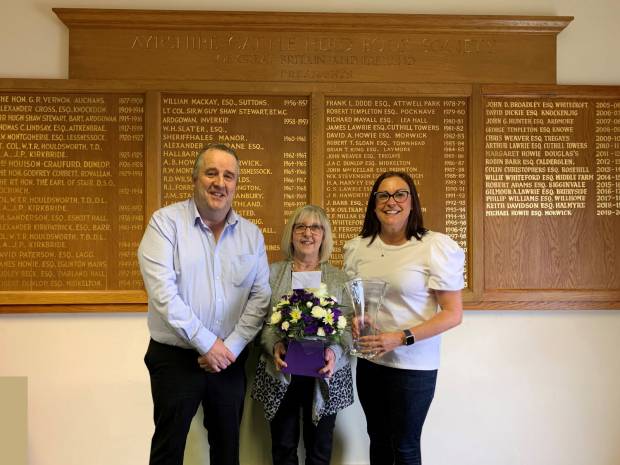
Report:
343,231,464,370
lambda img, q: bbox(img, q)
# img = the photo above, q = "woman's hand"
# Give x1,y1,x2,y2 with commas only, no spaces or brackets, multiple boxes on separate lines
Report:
318,347,336,378
351,316,360,339
357,331,403,356
273,341,288,371
351,315,372,339
355,290,463,357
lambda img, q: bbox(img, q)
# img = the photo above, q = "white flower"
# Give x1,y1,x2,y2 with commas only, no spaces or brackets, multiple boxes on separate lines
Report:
281,321,290,331
337,316,347,329
319,297,330,307
276,299,289,308
316,327,326,337
311,306,327,319
306,301,313,308
270,311,282,325
316,282,329,298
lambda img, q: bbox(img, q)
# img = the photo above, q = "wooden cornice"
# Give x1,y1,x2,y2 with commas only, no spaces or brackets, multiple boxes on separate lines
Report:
53,8,573,34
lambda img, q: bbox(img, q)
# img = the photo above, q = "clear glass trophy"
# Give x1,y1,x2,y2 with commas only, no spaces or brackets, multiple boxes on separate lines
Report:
344,278,388,359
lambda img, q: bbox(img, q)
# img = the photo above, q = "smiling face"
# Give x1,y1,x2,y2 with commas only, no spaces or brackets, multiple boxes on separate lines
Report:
291,212,324,262
374,175,412,235
192,148,239,224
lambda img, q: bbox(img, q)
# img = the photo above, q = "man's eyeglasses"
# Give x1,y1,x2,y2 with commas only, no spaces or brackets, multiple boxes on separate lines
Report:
374,190,410,203
293,223,324,235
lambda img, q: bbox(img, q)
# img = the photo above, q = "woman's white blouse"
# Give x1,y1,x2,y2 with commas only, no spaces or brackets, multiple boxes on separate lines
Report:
343,231,465,370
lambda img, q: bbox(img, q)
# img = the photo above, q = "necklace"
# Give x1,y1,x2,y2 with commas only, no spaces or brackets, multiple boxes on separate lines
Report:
292,259,320,272
378,234,407,257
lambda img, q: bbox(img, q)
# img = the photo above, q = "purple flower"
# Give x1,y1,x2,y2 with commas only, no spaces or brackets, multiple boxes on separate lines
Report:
304,323,318,335
272,288,344,343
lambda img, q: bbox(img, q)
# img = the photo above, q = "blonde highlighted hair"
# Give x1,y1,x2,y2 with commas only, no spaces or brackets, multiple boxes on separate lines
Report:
280,205,334,263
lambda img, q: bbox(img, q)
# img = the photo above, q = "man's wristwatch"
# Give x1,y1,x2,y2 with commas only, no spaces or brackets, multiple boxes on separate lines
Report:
403,329,415,346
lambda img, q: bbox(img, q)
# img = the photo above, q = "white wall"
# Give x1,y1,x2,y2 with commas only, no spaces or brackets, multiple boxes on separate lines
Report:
1,1,619,465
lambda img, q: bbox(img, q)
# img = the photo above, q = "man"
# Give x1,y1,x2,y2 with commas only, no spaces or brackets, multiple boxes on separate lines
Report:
138,142,271,465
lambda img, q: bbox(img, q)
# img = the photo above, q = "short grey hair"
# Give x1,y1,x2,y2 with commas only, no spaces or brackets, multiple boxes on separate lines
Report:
280,205,334,263
192,142,240,180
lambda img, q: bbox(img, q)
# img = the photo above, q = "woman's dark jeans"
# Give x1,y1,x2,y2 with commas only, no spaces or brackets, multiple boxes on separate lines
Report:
270,375,337,465
356,358,437,465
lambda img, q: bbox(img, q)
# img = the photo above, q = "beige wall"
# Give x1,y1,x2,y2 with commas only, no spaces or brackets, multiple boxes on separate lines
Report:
1,1,619,464
0,377,27,465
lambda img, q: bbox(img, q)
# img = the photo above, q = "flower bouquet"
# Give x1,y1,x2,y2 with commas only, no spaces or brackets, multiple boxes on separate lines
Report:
268,283,347,377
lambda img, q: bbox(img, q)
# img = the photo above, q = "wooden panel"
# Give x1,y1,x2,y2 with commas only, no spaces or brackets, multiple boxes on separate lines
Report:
1,79,618,311
159,93,310,261
480,85,620,305
54,9,571,84
322,94,469,279
0,87,146,305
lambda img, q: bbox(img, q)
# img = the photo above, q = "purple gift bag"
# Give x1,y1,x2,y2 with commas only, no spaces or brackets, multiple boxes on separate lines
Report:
281,339,326,378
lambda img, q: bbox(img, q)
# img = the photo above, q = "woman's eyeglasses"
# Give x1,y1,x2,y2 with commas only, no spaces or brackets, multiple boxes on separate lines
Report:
293,223,324,235
374,190,410,203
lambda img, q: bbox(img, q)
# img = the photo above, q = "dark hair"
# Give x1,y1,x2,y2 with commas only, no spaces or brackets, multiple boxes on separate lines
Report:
192,142,240,180
360,171,427,244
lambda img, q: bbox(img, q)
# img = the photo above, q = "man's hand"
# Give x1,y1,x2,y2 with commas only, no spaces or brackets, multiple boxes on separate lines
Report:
197,338,236,373
318,348,336,378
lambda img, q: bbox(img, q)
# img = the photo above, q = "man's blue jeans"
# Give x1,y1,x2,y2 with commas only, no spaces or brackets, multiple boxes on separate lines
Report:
356,358,437,465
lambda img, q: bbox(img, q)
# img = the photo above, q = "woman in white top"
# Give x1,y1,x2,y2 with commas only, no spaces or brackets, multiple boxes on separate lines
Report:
343,171,464,465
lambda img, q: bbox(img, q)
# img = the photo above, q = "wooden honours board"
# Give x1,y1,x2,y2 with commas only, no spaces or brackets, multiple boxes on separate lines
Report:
1,11,618,311
323,95,468,281
0,80,478,310
480,85,620,306
0,86,145,306
159,93,309,260
1,80,619,311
